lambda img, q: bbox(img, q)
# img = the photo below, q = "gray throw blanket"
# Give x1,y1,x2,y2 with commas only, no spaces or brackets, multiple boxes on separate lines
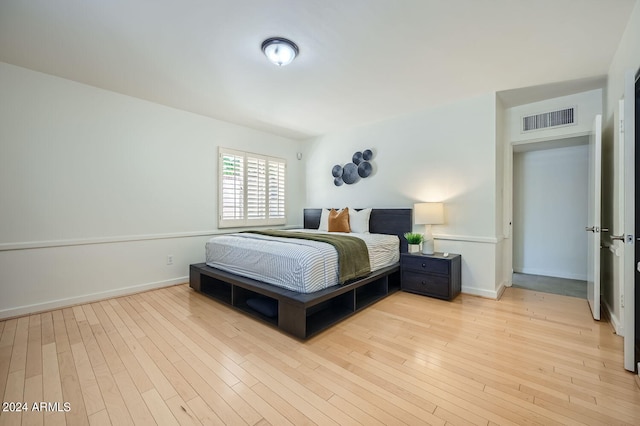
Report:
245,230,371,283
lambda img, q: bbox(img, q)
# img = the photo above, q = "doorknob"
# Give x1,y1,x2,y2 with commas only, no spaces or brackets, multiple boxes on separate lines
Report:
585,226,595,232
611,234,625,241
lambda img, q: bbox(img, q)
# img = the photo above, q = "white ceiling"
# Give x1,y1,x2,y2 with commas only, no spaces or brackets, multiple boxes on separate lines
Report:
0,0,636,140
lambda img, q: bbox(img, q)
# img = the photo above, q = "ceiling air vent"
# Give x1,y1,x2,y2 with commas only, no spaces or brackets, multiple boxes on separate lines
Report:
522,107,575,132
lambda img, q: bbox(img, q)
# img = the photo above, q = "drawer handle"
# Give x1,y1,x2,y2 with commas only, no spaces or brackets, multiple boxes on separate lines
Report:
422,263,426,268
421,281,426,285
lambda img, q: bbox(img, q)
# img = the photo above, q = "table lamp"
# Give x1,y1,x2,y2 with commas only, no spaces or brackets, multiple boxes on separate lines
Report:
414,202,444,255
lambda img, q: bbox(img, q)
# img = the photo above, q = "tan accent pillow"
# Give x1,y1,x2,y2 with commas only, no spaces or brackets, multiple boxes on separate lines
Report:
328,208,350,232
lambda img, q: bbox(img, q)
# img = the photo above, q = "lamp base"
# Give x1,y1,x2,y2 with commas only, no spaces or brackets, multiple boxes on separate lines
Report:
422,225,435,255
422,239,435,255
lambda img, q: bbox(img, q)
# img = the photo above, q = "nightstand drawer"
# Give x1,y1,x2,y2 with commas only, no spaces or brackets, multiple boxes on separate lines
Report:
402,255,449,275
402,271,449,298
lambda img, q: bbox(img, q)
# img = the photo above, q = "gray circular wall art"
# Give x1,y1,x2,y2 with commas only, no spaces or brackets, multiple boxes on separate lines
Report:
332,148,374,186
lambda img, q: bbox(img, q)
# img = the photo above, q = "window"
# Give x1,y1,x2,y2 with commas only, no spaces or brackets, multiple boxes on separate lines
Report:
219,147,286,228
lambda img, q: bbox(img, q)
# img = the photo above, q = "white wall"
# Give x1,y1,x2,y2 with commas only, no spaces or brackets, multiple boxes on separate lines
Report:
495,96,509,294
606,1,640,118
512,144,589,280
304,93,503,298
602,0,640,335
0,62,305,318
506,89,603,145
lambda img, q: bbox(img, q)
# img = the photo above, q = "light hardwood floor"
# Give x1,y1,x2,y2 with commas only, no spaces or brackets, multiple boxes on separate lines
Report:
1,284,639,425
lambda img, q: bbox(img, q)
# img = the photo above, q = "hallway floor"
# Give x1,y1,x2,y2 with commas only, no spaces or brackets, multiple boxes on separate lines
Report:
512,272,587,299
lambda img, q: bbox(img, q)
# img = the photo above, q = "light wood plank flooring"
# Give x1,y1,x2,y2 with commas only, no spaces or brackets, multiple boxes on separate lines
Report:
1,284,639,425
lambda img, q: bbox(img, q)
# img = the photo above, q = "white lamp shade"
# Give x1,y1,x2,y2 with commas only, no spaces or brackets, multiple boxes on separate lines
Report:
414,202,444,225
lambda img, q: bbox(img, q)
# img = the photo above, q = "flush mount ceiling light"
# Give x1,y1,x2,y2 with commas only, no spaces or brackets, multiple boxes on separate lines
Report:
261,37,299,66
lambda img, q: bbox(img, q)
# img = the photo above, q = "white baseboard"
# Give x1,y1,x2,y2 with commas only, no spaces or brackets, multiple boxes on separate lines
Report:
602,298,624,335
496,281,508,299
0,276,188,320
462,284,502,300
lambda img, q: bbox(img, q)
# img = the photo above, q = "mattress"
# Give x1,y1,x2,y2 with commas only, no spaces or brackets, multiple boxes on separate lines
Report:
205,229,400,293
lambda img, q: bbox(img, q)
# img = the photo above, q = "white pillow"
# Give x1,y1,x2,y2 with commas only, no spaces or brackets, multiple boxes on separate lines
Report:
318,208,331,231
348,208,371,233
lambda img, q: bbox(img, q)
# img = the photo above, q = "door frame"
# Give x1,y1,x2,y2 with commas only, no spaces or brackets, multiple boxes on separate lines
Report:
622,69,638,372
587,115,603,319
505,131,592,289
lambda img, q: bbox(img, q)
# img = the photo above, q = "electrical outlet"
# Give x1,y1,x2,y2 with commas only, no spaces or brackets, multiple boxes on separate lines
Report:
167,255,173,265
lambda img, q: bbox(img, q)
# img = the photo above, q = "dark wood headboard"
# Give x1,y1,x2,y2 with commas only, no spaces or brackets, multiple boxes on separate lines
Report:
303,208,413,253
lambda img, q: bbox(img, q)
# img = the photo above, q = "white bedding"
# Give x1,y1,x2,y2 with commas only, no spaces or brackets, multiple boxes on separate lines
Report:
205,229,399,293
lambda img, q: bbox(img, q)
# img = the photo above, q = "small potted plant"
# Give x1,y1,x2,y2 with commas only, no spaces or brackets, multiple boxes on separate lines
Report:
404,232,423,253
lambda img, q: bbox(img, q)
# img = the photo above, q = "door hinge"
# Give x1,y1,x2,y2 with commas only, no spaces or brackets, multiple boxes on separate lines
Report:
621,294,625,308
620,119,624,133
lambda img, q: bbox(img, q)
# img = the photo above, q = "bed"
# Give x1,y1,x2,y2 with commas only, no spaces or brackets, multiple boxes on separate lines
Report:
189,208,412,339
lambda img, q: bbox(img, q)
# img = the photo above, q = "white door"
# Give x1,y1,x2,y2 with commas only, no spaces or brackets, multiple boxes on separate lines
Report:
587,114,602,320
613,99,625,333
623,70,636,372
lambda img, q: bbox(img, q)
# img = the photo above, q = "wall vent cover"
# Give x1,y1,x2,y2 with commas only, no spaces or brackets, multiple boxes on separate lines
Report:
522,107,575,132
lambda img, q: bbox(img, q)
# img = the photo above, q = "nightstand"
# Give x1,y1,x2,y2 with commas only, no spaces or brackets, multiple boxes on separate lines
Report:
401,252,461,300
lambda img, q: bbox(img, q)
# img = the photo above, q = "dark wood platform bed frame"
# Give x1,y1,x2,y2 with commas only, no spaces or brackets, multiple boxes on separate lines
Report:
189,208,412,339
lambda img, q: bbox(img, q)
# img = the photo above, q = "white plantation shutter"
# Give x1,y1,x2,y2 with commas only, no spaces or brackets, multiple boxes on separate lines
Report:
220,151,244,226
246,156,267,221
218,147,286,228
268,159,286,221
